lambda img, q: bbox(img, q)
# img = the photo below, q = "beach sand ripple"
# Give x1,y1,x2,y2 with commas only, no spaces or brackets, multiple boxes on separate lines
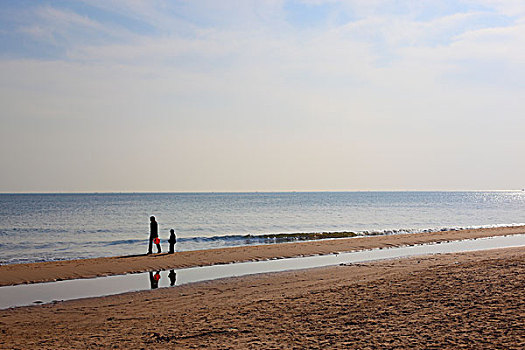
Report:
0,246,523,349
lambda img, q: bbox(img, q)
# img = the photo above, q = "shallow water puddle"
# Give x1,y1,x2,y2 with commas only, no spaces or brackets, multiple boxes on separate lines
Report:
1,234,524,309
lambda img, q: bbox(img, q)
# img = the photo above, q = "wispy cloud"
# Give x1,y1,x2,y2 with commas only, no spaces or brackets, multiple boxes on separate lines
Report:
1,1,525,191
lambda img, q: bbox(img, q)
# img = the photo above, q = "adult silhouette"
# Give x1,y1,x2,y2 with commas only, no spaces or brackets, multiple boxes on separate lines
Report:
148,216,162,254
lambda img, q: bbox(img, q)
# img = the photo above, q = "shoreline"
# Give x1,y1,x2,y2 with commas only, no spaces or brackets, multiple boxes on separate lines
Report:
1,246,523,348
1,225,524,287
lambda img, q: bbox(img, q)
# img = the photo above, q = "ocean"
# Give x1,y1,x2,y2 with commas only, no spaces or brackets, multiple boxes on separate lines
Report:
1,191,524,265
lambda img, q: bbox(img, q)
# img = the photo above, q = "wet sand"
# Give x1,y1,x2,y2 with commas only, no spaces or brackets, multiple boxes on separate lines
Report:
1,225,524,287
0,246,523,349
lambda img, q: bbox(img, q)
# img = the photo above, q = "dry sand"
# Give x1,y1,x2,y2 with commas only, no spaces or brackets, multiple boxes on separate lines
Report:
1,225,524,287
0,227,524,349
0,247,523,349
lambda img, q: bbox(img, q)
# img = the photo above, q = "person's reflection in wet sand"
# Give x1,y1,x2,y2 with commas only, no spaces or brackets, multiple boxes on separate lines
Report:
149,271,161,289
168,269,177,286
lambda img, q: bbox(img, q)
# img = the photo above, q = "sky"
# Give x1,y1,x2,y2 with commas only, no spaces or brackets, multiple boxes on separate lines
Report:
1,0,524,192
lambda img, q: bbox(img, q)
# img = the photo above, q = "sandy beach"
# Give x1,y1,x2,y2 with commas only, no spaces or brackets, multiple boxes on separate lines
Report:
0,247,523,348
0,226,523,349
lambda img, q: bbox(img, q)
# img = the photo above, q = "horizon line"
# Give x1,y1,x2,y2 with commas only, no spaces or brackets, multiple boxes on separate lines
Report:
1,189,524,195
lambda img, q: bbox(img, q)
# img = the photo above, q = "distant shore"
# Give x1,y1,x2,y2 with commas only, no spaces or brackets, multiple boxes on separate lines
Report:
1,225,524,287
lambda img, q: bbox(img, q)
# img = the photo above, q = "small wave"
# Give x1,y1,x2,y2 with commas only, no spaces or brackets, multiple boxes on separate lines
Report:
177,231,362,246
74,229,112,234
0,228,69,235
103,239,144,246
0,255,91,266
179,223,525,245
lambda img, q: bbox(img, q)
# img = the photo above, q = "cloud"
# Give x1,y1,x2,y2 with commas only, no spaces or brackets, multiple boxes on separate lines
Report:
468,0,525,16
1,1,525,191
17,6,106,42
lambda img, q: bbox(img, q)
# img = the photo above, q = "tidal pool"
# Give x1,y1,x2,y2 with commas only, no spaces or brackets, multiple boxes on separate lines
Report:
0,234,523,309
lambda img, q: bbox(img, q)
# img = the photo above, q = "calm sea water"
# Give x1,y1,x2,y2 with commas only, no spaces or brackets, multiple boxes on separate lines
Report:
1,192,524,265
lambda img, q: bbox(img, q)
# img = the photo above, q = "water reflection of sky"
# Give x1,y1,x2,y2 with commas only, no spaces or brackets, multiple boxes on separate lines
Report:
0,234,524,310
